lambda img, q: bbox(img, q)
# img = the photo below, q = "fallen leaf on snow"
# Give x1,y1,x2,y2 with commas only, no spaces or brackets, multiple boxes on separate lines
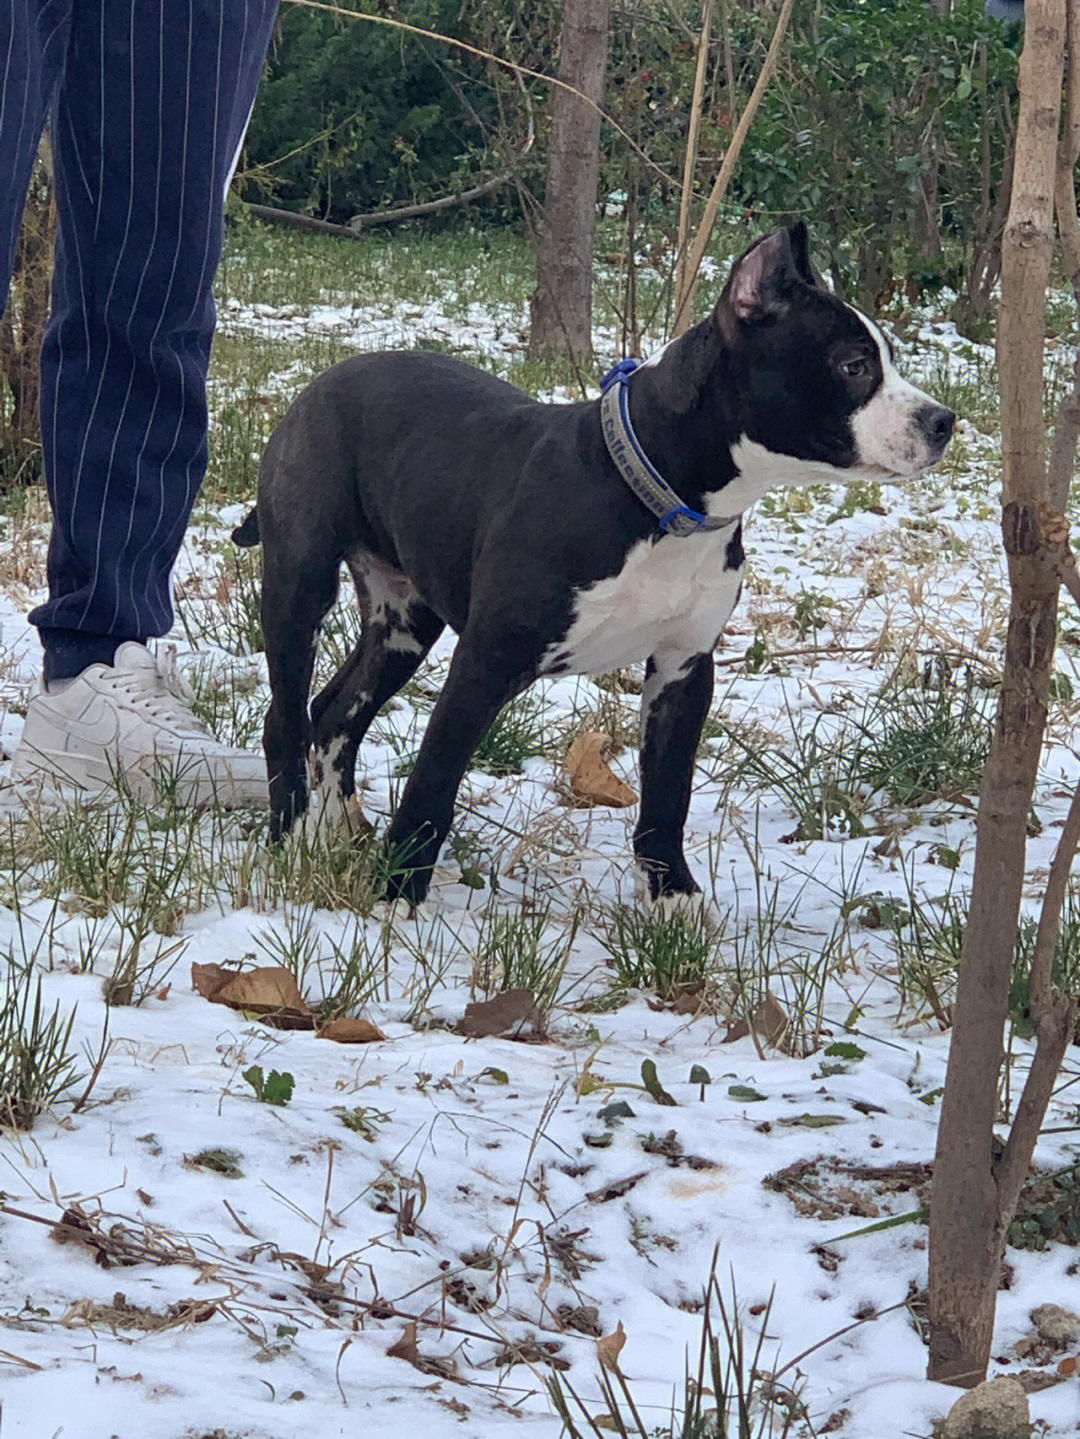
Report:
191,963,314,1027
387,1321,422,1363
456,989,538,1038
316,1017,387,1044
387,1320,458,1378
585,1172,648,1203
596,1320,626,1371
562,731,638,808
752,991,792,1050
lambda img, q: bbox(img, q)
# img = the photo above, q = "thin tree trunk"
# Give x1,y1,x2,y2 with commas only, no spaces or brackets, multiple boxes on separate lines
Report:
529,0,610,362
927,0,1067,1387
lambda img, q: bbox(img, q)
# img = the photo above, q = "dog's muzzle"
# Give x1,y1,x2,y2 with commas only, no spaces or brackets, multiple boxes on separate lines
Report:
916,402,956,460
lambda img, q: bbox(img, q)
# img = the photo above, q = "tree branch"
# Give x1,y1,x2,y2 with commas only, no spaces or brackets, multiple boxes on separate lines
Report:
670,0,795,336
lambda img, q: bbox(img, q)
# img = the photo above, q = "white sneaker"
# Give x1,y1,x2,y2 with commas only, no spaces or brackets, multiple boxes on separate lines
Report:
10,641,268,809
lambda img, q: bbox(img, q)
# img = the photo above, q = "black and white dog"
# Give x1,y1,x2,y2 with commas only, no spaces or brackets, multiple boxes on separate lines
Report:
234,225,954,906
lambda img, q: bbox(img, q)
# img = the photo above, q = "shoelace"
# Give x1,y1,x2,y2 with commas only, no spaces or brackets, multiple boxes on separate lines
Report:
103,646,210,738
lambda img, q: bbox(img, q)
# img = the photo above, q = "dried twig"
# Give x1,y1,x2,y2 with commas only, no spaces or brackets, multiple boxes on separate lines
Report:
671,0,796,335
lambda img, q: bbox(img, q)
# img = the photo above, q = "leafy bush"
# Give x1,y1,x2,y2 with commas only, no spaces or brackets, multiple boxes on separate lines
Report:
244,0,545,220
737,0,1020,316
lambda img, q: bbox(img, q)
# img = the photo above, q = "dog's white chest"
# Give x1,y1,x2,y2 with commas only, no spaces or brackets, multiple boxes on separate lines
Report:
543,527,743,675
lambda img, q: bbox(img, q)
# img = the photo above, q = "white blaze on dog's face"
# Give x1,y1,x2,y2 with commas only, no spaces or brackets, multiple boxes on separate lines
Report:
714,226,955,506
847,311,952,477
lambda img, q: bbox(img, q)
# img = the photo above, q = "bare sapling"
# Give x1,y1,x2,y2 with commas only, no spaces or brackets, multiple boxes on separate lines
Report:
928,0,1080,1387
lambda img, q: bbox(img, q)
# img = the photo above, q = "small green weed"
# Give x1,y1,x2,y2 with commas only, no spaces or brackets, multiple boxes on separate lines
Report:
471,901,579,1030
390,692,548,778
792,588,836,639
187,667,265,752
103,908,188,1008
890,884,968,1027
472,693,549,775
1008,1160,1080,1251
711,706,868,841
707,661,992,837
723,867,850,1058
598,906,720,1003
922,349,999,433
189,1147,243,1177
333,1104,390,1139
0,953,82,1130
1010,890,1080,1039
242,1065,295,1106
244,822,388,914
827,477,885,523
255,906,323,990
864,669,993,805
321,921,381,1018
176,545,265,657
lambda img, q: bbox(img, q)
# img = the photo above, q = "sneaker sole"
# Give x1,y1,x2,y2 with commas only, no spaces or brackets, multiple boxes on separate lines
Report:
10,743,268,810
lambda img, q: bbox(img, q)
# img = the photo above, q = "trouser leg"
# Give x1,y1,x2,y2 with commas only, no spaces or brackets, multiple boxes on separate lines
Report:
0,1,70,304
28,0,280,682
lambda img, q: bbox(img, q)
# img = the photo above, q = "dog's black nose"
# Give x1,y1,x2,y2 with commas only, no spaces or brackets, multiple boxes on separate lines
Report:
916,403,956,450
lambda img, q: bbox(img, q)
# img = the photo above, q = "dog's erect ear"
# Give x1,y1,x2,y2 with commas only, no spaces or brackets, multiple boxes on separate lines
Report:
788,221,813,283
787,219,827,290
722,228,798,325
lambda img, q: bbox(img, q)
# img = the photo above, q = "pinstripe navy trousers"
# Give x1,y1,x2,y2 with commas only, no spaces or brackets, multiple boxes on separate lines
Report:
0,0,279,681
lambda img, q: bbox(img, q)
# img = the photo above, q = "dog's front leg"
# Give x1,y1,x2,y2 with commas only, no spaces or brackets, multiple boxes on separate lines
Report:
384,640,525,906
634,650,714,900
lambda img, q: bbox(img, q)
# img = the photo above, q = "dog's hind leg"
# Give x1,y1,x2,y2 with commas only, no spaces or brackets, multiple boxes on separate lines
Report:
305,554,445,839
633,650,714,903
261,554,341,842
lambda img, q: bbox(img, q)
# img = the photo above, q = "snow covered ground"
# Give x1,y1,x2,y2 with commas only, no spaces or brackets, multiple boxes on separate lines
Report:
0,265,1078,1439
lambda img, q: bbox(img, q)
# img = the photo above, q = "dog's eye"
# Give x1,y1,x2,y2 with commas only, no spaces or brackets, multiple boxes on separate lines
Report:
838,357,869,379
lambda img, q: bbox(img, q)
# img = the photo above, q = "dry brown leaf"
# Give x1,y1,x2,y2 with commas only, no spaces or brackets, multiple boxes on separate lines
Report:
1058,1354,1078,1377
387,1321,421,1364
191,963,313,1027
752,991,791,1050
456,989,538,1038
563,731,638,809
386,1319,458,1379
317,1016,387,1044
190,962,234,1002
596,1320,626,1371
214,966,307,1012
670,984,707,1015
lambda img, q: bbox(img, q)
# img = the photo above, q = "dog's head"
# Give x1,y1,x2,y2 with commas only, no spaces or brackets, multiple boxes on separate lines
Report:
712,224,954,486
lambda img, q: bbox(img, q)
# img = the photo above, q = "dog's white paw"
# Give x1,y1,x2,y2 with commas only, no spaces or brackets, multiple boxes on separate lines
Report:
302,786,371,845
374,895,427,928
633,861,722,930
643,886,726,936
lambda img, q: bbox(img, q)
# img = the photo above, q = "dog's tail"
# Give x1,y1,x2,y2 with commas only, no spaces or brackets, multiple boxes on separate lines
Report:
232,506,260,548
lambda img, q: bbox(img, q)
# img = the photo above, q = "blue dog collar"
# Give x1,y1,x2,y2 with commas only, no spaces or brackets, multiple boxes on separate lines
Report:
599,359,738,538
